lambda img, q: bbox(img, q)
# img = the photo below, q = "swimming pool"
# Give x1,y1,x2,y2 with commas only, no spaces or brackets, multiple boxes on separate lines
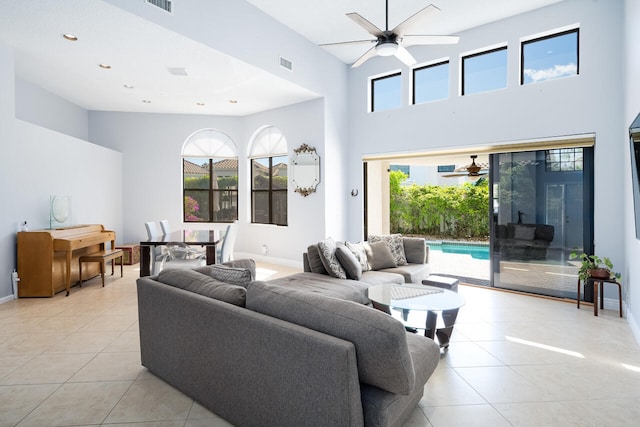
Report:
426,242,490,260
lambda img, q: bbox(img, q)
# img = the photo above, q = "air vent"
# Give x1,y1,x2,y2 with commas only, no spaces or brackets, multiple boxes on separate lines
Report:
280,57,293,71
145,0,172,13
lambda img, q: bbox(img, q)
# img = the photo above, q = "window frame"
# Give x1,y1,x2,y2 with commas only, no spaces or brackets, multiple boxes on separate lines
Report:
412,59,450,105
461,45,508,96
251,156,288,226
370,71,402,112
520,27,579,85
183,158,238,223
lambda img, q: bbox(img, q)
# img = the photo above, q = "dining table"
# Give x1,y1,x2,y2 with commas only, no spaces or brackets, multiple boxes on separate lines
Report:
139,229,219,277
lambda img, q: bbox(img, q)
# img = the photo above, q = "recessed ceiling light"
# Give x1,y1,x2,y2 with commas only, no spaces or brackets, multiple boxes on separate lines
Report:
197,102,205,106
62,34,78,41
142,100,151,103
98,63,111,69
123,84,134,89
229,99,238,104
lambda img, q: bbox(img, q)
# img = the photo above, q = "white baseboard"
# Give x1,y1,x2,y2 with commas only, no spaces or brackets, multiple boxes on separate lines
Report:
0,294,16,304
627,307,640,346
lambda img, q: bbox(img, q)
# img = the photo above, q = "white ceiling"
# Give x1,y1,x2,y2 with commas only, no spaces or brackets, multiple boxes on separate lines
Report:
0,0,562,116
247,0,563,64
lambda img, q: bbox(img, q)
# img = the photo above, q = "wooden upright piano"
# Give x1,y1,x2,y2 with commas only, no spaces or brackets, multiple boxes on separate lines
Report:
17,224,116,297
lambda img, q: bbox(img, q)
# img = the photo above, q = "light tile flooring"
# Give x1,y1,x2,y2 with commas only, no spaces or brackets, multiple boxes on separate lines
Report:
1,263,639,426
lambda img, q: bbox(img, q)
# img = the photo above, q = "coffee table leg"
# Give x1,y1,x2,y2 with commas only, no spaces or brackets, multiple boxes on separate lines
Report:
425,311,437,340
436,308,459,349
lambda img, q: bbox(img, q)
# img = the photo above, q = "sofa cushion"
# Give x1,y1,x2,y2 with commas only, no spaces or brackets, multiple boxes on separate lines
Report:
246,281,416,395
345,241,371,272
317,238,347,279
366,241,397,270
368,234,408,266
359,270,405,285
267,272,370,304
306,244,329,275
402,237,427,264
156,268,246,307
196,264,253,287
379,264,430,284
335,244,363,280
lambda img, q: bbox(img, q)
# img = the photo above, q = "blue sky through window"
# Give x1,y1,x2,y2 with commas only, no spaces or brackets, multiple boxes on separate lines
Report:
463,47,508,95
372,73,401,111
414,61,449,104
522,30,578,84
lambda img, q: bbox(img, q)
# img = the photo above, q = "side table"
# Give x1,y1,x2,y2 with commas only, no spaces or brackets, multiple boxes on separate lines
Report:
577,277,622,317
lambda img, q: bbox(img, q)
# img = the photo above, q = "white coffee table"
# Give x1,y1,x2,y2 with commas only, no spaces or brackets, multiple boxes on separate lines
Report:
367,283,464,348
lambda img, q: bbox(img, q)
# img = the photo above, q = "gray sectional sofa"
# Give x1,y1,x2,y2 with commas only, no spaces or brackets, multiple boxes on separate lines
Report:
137,248,440,427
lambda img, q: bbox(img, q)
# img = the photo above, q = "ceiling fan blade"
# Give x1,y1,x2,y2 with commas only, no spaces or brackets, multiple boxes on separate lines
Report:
401,35,460,47
351,46,378,68
347,12,383,37
442,173,468,178
392,4,439,36
319,39,376,47
394,44,417,67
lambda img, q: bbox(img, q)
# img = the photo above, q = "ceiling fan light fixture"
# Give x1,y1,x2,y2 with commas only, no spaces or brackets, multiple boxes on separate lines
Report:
375,42,398,57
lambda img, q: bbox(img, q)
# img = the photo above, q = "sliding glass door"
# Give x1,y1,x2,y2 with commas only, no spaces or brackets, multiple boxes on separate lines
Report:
490,148,593,298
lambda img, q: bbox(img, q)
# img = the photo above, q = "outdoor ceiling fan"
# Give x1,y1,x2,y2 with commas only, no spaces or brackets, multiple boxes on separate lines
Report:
442,155,489,179
320,0,459,68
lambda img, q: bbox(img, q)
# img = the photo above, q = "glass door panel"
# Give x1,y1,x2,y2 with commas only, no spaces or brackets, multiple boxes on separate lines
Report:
490,148,592,299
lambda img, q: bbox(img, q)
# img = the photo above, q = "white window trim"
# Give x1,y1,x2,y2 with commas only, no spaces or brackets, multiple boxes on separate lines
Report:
410,57,450,106
459,42,509,97
367,69,402,113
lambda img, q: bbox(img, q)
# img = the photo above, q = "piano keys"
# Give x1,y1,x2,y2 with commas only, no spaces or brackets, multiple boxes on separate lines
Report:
17,224,116,297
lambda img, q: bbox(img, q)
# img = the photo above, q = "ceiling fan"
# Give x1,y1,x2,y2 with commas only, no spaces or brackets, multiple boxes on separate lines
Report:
320,1,459,68
442,155,489,178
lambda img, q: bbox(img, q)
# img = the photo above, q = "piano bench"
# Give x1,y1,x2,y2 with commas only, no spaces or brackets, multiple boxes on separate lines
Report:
77,249,124,295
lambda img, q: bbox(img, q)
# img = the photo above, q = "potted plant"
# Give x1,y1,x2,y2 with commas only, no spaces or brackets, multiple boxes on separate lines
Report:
570,252,621,282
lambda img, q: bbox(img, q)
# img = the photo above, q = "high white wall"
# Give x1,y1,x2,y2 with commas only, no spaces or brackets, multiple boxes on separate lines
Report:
0,44,123,301
624,0,640,340
239,99,327,263
15,77,89,141
347,1,625,264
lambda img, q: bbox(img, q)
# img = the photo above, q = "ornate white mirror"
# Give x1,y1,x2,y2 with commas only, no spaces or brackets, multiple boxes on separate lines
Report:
291,144,320,197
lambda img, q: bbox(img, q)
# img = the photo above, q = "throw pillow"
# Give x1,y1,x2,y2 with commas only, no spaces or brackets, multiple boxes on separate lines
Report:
345,241,370,272
368,234,408,266
196,264,253,288
514,224,536,240
365,241,397,270
317,238,347,279
335,244,363,280
306,244,329,275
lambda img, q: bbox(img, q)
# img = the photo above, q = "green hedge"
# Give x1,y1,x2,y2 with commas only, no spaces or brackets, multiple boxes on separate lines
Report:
390,171,489,239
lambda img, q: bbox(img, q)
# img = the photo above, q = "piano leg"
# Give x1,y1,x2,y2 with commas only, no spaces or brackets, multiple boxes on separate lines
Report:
65,250,72,296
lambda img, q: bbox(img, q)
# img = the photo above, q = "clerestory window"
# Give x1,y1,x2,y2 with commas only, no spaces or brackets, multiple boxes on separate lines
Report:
521,28,579,85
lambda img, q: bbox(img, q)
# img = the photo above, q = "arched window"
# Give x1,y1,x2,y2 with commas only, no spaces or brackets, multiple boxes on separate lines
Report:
248,126,288,225
182,129,238,223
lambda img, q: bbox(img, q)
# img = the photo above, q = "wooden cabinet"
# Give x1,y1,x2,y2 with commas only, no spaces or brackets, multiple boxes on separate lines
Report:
17,224,115,297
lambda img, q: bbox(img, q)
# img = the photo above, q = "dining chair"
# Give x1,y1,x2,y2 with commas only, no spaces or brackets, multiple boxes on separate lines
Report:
159,219,170,235
144,221,165,275
217,220,238,263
